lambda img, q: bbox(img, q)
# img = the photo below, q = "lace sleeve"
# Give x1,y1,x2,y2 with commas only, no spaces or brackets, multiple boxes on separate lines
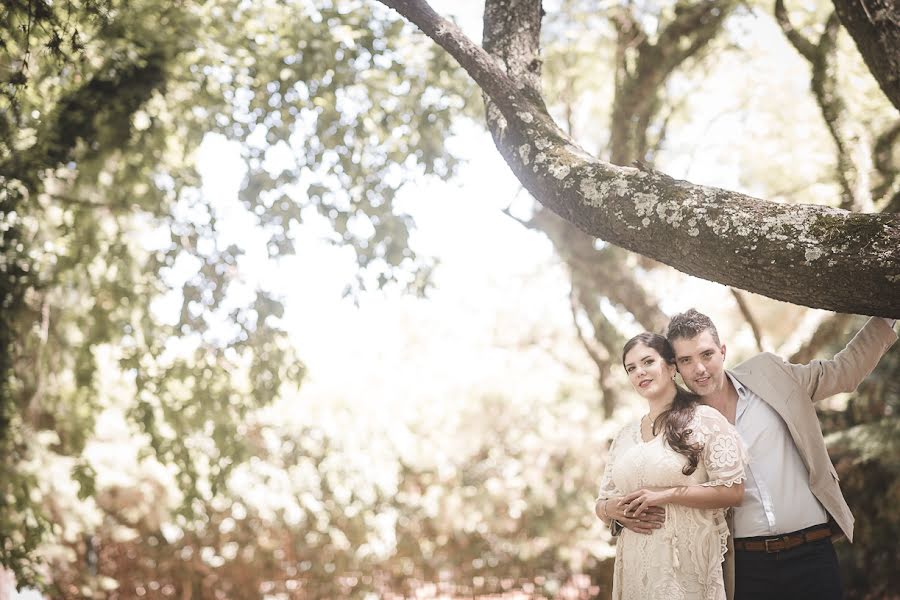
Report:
596,427,627,502
694,406,748,488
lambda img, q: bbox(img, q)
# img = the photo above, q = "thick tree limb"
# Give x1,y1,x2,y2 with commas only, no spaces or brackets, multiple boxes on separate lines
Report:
830,0,900,112
482,0,544,104
376,0,900,317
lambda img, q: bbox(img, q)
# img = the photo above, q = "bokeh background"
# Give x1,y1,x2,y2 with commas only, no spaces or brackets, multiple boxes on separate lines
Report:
1,0,898,598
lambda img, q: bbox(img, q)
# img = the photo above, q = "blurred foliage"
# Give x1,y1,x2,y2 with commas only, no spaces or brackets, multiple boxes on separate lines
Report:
35,388,614,598
0,0,897,597
819,326,900,600
1,0,472,589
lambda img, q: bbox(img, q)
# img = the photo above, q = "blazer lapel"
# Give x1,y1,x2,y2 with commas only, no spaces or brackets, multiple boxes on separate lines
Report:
728,361,813,472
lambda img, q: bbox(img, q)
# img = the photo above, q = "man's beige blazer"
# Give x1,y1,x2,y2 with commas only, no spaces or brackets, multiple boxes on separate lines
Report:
721,317,897,600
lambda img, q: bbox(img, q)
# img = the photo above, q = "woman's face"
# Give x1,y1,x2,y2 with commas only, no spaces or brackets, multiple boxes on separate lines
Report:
623,343,677,399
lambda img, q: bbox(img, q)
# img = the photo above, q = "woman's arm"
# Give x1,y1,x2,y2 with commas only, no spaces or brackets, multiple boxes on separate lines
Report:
595,497,612,524
621,482,744,517
620,405,748,518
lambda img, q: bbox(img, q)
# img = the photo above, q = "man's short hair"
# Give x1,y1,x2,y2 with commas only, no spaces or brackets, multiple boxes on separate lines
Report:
666,308,721,346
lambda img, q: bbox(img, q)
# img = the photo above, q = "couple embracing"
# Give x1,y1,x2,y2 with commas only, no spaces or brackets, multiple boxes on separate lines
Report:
595,309,897,600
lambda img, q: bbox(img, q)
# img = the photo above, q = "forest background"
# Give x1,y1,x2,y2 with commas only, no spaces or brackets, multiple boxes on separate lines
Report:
1,0,898,598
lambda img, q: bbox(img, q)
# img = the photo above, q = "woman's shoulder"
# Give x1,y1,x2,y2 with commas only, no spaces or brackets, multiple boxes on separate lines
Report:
693,404,723,419
689,404,732,431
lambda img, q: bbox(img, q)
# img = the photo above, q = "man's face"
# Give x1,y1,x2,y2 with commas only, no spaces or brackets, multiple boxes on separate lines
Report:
670,330,727,397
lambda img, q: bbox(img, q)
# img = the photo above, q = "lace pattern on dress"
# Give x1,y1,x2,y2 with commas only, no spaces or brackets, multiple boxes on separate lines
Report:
598,404,749,600
596,426,630,503
692,405,749,563
693,405,749,490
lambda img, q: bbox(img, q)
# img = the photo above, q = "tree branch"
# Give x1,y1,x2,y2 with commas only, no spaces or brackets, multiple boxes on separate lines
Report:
375,0,900,317
730,288,765,352
569,284,621,417
531,207,669,332
379,0,534,118
610,0,738,165
830,0,900,111
482,0,544,104
776,2,874,211
774,0,818,62
656,0,737,74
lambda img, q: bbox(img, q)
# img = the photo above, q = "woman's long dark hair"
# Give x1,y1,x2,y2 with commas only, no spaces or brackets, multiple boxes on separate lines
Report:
622,332,703,475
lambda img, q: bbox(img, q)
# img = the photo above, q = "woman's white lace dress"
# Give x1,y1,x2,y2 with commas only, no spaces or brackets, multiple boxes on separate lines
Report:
597,405,747,600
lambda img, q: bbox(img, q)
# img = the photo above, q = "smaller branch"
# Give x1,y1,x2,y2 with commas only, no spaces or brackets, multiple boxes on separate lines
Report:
774,0,818,62
656,0,737,73
569,286,617,417
500,206,533,230
776,1,873,211
483,0,544,92
609,4,647,50
379,0,536,120
730,288,765,352
569,287,608,370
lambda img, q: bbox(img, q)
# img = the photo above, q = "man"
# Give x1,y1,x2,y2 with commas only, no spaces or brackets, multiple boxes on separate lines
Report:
666,309,897,600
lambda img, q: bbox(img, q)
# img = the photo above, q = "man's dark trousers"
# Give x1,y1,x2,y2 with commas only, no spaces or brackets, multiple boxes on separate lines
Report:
734,537,842,600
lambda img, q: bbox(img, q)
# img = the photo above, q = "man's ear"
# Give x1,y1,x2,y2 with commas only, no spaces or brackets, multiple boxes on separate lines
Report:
721,344,727,360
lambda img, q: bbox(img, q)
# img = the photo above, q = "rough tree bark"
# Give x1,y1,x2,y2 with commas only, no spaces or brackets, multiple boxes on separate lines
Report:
830,0,900,112
376,0,900,317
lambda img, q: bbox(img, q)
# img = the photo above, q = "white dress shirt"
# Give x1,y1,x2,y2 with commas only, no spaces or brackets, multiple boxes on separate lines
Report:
729,373,829,538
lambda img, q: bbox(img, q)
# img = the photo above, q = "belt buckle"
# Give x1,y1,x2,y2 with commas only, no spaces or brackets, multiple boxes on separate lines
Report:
763,537,781,553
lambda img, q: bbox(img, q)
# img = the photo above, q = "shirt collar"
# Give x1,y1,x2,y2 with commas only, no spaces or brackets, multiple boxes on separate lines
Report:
727,371,749,397
727,371,752,421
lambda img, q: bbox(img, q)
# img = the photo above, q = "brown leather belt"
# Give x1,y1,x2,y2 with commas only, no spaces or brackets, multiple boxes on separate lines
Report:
734,524,832,553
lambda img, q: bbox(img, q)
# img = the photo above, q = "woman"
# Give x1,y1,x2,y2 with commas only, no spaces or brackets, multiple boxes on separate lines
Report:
595,333,747,600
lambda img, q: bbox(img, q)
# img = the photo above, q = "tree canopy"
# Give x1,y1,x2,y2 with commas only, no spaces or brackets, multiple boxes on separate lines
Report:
1,0,899,597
